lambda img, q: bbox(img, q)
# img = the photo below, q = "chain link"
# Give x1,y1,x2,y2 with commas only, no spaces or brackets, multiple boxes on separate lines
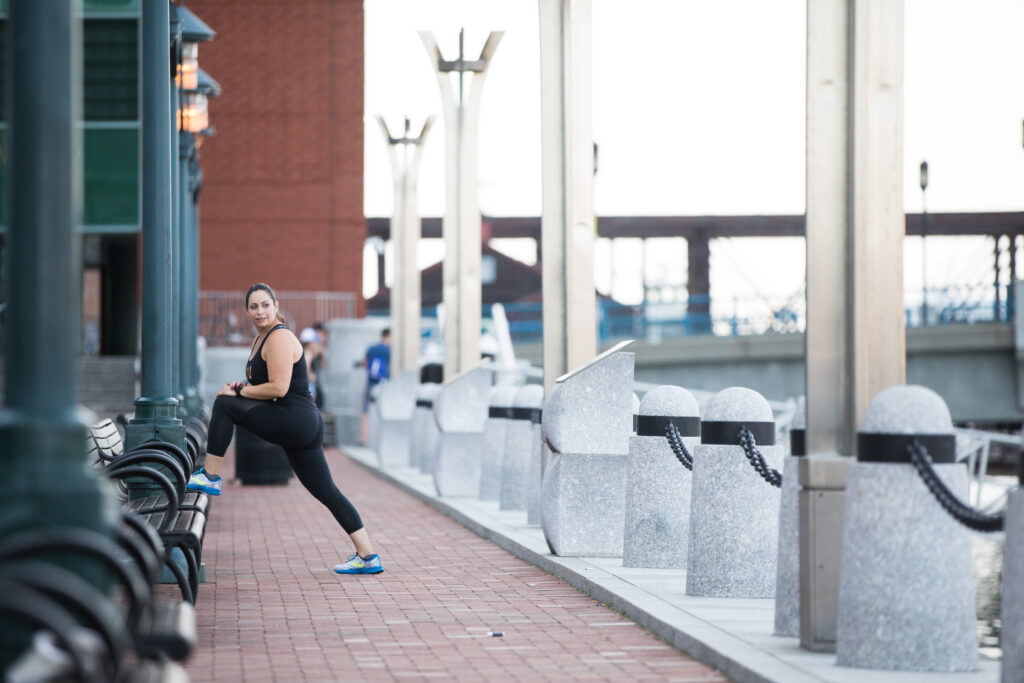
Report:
738,426,782,488
665,423,693,471
907,439,1004,533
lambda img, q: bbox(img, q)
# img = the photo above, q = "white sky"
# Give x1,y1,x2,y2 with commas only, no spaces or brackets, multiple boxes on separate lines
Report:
363,0,1024,306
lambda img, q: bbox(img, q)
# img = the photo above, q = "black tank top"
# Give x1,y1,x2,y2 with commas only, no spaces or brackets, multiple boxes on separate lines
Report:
246,324,311,397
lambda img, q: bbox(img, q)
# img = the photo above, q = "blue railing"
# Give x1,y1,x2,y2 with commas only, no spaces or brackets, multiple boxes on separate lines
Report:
388,281,1013,345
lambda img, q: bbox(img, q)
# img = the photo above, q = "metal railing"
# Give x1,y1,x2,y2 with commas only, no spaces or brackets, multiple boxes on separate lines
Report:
199,291,357,346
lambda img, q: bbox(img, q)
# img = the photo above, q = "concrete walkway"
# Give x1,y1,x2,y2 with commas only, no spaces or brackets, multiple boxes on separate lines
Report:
184,447,728,681
340,446,1004,683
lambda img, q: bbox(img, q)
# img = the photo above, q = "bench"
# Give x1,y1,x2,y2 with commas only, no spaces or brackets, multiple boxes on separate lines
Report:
88,418,210,603
0,524,195,681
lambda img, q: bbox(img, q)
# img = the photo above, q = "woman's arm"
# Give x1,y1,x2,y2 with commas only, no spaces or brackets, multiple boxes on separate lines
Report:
238,330,298,400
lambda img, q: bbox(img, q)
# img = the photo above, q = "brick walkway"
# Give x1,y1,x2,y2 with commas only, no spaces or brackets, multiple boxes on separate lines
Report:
184,447,728,682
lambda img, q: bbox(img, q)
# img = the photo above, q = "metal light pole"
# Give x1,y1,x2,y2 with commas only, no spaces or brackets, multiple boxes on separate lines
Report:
419,29,503,380
377,115,434,375
177,7,216,416
169,6,182,403
126,0,185,452
920,160,928,326
0,1,117,660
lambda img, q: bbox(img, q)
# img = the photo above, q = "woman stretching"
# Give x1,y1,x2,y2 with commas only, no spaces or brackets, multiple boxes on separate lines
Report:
187,283,382,575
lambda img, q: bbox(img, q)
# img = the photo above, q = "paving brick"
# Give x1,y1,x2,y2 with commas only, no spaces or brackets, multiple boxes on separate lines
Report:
183,446,727,681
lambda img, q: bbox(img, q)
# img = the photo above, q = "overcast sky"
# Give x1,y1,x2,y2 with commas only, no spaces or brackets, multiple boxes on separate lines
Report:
363,0,1024,305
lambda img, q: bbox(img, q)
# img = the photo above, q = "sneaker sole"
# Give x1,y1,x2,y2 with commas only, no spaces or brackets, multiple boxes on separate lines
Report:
187,484,222,496
333,567,384,575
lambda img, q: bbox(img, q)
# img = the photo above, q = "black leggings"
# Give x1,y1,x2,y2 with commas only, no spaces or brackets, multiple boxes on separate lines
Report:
207,394,364,534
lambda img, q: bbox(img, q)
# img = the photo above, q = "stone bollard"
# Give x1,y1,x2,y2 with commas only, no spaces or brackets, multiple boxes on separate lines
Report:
541,342,634,557
366,382,384,454
480,386,519,501
410,382,441,473
1004,481,1023,683
622,385,699,569
433,366,492,497
687,386,782,597
774,396,805,637
835,385,976,672
375,371,417,469
499,384,544,516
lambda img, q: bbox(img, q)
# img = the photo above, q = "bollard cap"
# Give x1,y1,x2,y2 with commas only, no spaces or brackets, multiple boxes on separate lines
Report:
639,385,699,418
703,386,773,422
416,382,443,400
860,385,952,434
434,366,493,432
489,385,519,408
791,396,806,430
513,383,544,409
378,370,418,419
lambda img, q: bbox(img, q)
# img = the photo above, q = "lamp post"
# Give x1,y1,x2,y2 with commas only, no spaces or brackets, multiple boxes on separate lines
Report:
179,67,219,417
919,160,928,326
176,5,215,417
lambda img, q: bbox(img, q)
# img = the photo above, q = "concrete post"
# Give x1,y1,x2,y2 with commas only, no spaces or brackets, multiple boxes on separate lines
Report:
128,0,184,451
419,31,503,380
377,116,434,376
622,386,699,569
538,0,597,391
836,385,975,672
686,387,782,598
774,397,805,637
802,0,905,648
1003,484,1024,683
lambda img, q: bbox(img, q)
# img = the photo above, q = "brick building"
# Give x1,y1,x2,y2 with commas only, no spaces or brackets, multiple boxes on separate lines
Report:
186,0,366,308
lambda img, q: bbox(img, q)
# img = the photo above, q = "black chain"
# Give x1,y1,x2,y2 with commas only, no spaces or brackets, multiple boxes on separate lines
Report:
738,426,782,487
665,423,693,471
907,439,1004,533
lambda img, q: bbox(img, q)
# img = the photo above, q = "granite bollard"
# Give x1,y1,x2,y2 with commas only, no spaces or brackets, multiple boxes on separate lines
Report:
375,370,417,469
366,382,383,455
433,366,492,497
686,386,782,598
836,385,976,672
480,385,519,501
410,382,441,473
623,385,699,569
499,384,544,516
774,396,805,637
1003,484,1024,683
541,341,634,557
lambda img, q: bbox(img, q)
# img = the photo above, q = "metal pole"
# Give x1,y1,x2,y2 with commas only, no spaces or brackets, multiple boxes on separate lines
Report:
169,9,182,402
538,0,597,391
419,30,503,379
0,1,116,659
127,0,185,450
179,131,198,412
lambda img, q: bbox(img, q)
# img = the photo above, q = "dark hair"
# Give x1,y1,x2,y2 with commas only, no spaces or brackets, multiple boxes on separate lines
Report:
245,282,277,307
382,328,391,338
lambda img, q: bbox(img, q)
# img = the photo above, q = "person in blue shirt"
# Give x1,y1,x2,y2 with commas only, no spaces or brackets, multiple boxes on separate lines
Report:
360,328,390,445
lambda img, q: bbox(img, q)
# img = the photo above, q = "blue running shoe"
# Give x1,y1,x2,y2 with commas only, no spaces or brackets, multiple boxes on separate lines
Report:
334,553,383,575
186,469,222,495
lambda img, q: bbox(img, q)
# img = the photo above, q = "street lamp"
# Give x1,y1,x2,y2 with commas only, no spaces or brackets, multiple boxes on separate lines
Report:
920,160,928,325
177,4,215,91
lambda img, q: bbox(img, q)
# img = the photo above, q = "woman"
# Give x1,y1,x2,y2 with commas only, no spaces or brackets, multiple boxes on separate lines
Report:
187,283,382,575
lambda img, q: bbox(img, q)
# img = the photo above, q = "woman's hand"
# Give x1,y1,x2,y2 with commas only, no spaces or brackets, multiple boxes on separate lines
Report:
217,382,241,397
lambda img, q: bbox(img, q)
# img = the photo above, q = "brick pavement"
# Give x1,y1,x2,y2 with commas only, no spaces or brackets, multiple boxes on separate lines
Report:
184,447,728,682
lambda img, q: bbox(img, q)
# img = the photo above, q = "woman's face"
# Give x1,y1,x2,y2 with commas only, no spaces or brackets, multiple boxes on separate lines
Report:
246,290,278,332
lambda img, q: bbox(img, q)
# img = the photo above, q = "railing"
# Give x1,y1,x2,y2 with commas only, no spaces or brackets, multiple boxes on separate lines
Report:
199,291,357,346
904,282,1014,327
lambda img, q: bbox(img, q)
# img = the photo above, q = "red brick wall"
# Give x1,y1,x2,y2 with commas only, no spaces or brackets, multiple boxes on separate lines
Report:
186,0,365,314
